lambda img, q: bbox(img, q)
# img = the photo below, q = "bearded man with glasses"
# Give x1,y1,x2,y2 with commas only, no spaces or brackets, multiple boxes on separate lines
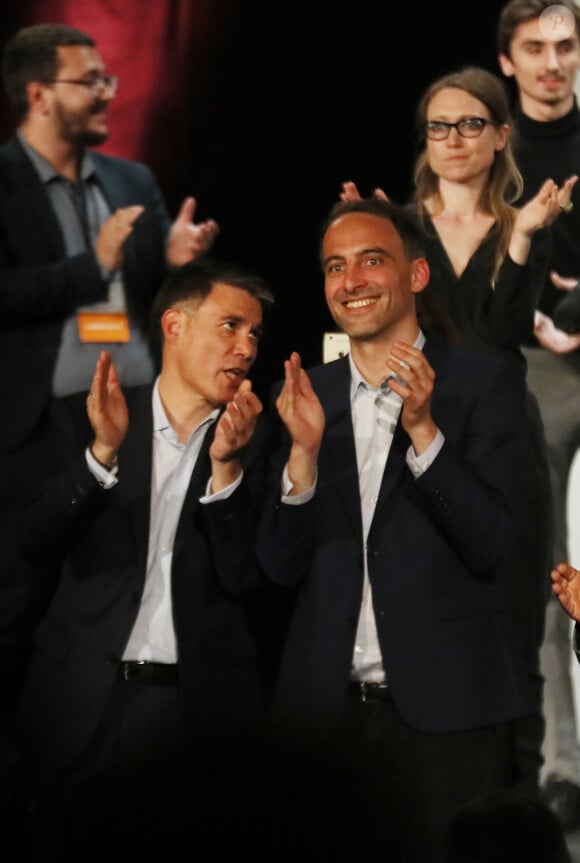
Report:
0,23,219,820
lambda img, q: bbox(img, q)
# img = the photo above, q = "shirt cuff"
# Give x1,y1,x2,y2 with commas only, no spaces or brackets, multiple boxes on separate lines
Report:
86,447,119,489
95,251,120,282
406,429,445,478
281,463,316,505
201,470,243,503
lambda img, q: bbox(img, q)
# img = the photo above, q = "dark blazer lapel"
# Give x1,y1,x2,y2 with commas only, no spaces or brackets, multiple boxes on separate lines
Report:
422,333,448,386
91,154,128,211
185,425,213,505
374,332,448,514
375,422,408,514
172,414,217,557
3,138,65,257
121,385,155,572
318,358,362,536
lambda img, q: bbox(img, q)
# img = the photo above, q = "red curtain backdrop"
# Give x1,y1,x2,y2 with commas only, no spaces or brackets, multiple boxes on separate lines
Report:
8,0,226,212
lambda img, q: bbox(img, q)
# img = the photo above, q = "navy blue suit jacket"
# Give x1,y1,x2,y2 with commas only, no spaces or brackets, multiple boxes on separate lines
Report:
257,335,534,734
17,385,265,769
0,136,170,450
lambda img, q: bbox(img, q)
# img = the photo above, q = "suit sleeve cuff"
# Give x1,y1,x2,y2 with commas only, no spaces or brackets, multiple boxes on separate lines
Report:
86,447,119,489
281,463,316,504
406,429,445,478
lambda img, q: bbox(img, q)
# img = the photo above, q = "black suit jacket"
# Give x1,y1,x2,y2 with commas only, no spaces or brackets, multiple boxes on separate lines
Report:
0,136,170,450
16,385,265,769
257,335,534,735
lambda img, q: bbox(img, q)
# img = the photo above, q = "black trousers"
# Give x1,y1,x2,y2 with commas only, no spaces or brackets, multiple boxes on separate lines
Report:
1,422,61,863
330,691,505,863
20,678,185,862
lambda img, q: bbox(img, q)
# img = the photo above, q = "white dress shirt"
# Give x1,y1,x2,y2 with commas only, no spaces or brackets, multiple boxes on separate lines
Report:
349,331,444,681
280,332,444,683
86,379,242,663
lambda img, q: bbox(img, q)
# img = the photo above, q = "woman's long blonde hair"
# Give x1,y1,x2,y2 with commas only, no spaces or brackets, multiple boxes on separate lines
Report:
413,66,523,283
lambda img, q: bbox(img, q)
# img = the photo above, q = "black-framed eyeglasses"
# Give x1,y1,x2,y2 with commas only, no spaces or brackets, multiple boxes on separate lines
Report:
42,75,118,96
424,117,500,140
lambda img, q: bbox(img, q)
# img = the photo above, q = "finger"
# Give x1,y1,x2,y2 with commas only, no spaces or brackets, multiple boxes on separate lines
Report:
176,196,196,223
549,271,579,291
106,357,121,390
286,352,302,391
240,390,263,416
117,205,145,227
385,375,412,402
277,357,299,415
230,389,262,424
373,188,389,201
216,408,238,444
229,380,257,417
296,366,317,399
340,181,361,201
204,219,219,236
221,396,260,444
276,368,292,414
536,178,556,204
94,350,112,398
557,563,577,582
390,342,435,380
221,397,252,431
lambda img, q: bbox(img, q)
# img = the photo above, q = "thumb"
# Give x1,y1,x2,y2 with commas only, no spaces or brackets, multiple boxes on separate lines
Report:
176,196,196,224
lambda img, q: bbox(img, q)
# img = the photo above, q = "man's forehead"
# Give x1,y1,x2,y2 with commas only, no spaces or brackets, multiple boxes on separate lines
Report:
511,16,579,47
201,282,262,316
56,44,105,72
323,212,400,253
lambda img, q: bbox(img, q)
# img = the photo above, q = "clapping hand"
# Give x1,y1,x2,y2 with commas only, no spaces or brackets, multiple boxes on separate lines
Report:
86,350,129,466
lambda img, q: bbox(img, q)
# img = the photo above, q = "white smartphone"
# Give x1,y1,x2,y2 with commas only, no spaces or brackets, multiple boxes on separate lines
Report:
322,332,350,363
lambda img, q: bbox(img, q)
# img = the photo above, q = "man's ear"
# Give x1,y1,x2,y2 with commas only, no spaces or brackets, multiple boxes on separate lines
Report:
410,258,430,295
161,308,183,342
26,81,52,117
498,53,515,78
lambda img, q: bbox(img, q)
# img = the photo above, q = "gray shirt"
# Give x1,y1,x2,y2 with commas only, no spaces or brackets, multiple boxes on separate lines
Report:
18,131,155,396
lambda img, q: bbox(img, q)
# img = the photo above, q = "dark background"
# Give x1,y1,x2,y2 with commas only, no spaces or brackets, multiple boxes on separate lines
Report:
0,0,512,399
